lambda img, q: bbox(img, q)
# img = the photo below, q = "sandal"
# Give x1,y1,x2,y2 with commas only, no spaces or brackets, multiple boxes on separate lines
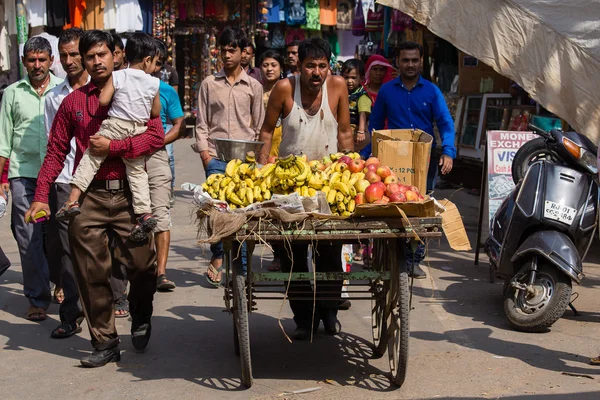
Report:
129,214,157,242
591,356,600,365
53,287,64,304
205,260,223,287
114,298,130,318
156,274,176,291
51,318,83,339
26,306,47,321
55,201,81,221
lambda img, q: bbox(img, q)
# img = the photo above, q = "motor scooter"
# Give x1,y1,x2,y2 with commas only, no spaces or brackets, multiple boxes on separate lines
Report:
485,125,598,332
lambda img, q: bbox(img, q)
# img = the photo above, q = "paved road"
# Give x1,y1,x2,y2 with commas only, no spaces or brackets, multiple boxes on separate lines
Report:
1,139,600,399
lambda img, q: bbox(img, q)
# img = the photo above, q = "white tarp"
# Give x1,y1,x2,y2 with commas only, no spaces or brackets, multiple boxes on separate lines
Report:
378,0,600,143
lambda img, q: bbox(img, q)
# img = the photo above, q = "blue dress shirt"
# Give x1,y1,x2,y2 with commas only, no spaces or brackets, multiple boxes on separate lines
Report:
359,76,456,159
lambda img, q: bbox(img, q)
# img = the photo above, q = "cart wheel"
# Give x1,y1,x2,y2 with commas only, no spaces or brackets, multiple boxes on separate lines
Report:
233,323,240,356
388,271,410,387
233,275,253,387
371,281,389,358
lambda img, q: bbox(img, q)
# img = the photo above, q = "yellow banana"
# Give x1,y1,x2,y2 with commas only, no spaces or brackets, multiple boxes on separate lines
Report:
341,211,352,217
230,204,237,210
349,185,357,197
263,189,272,200
341,170,351,184
206,174,216,185
227,192,244,206
260,163,276,178
254,186,262,202
244,178,254,189
348,174,359,187
238,163,249,177
333,182,350,196
336,192,345,204
308,175,324,190
294,157,310,182
245,151,256,163
308,188,317,197
287,179,295,187
337,201,346,212
295,180,305,187
220,176,232,189
335,162,348,173
295,187,302,195
301,186,309,197
348,199,356,212
322,185,331,196
232,174,240,184
211,180,220,192
225,159,241,177
327,189,337,204
225,181,236,197
218,189,226,202
239,182,247,200
246,187,254,204
202,182,209,191
329,172,342,186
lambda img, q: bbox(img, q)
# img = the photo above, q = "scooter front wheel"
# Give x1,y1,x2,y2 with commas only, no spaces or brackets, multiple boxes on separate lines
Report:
503,262,572,332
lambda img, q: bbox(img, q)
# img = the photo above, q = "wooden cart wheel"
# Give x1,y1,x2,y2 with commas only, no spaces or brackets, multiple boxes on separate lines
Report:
371,239,389,357
233,323,240,356
388,271,410,387
371,281,389,358
233,274,253,387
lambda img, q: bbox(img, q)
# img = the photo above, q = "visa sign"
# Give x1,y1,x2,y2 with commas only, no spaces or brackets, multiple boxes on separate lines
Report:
493,149,517,173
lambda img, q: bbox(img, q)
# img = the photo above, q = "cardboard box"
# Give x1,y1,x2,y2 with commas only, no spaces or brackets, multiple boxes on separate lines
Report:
354,197,436,218
439,199,471,251
372,129,433,195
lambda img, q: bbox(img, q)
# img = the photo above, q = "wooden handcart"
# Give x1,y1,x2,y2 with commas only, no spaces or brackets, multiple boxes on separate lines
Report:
222,215,443,388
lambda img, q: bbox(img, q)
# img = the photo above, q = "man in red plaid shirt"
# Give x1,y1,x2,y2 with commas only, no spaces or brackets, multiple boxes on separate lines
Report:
26,30,164,368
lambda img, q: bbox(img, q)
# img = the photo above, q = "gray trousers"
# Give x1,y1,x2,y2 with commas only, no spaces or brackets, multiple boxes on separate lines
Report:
47,182,83,323
10,178,51,309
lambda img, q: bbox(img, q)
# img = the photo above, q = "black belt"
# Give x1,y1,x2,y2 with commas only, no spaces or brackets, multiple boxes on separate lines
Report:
89,179,129,191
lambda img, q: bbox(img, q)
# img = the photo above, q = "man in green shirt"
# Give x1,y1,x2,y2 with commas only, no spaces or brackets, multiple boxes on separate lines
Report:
0,36,62,321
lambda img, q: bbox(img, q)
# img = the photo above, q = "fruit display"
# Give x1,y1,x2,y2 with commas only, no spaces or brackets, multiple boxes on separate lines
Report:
201,152,424,216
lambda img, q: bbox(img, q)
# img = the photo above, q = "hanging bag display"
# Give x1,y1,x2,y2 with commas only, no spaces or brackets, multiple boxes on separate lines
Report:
365,4,384,32
352,0,366,36
336,0,353,30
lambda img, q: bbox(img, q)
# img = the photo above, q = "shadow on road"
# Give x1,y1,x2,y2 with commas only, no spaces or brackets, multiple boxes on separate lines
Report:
114,305,396,392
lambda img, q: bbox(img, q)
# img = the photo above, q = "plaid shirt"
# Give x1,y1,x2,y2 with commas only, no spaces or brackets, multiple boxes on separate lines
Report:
34,81,164,203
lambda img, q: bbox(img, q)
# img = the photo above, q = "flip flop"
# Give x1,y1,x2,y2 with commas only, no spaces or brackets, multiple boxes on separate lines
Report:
157,274,176,291
591,357,600,365
55,201,81,221
205,264,223,287
51,320,83,339
26,306,47,321
115,298,130,318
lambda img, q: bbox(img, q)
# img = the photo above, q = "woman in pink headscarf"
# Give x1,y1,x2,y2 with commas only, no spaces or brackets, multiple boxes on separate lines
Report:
363,55,395,105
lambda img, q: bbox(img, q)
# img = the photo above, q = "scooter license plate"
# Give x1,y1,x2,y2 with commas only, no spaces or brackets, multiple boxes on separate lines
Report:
544,201,577,224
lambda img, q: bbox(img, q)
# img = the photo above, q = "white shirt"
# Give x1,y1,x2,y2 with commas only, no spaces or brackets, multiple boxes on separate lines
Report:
109,69,159,124
44,78,89,184
115,0,143,33
25,0,46,27
104,0,117,30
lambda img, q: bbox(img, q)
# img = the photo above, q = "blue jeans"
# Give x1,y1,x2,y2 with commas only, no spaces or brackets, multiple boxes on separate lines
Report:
165,125,175,189
10,178,51,309
406,155,439,268
205,158,247,272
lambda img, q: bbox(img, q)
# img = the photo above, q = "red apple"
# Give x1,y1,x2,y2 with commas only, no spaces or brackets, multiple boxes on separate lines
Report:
354,179,370,193
409,185,420,195
397,184,410,194
405,190,419,202
384,175,398,185
373,182,386,192
418,194,425,201
365,171,382,183
365,157,380,168
348,159,365,173
382,196,390,203
267,156,277,164
389,192,407,203
373,199,389,204
365,184,385,203
386,183,401,197
364,164,378,174
376,166,392,179
339,155,353,165
355,193,366,205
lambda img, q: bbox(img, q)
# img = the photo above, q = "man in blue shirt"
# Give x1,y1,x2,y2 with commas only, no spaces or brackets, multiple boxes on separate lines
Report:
149,39,184,291
362,41,456,278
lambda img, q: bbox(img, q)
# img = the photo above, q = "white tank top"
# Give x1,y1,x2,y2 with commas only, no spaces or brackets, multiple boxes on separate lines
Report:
108,68,160,124
279,77,339,161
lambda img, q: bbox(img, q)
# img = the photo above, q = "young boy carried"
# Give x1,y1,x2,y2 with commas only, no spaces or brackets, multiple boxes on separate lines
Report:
56,33,162,242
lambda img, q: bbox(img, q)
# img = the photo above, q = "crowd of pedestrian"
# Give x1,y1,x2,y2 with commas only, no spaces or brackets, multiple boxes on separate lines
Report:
0,24,457,367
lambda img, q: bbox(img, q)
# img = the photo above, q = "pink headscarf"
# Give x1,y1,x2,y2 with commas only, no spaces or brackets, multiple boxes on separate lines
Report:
364,55,394,87
363,55,395,104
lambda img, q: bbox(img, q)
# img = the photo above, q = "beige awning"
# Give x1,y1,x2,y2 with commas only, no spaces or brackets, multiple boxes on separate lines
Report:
378,0,600,143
